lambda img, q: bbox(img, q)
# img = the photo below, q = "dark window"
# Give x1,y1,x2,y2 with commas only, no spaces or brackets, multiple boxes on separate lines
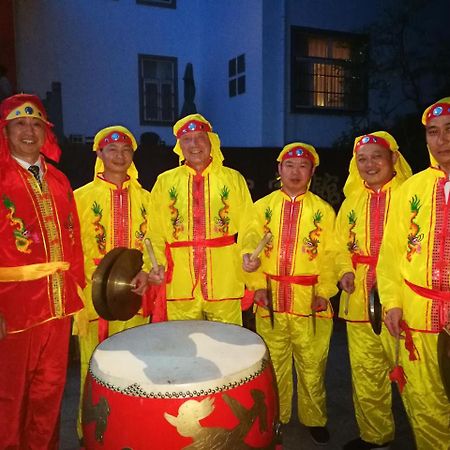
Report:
136,0,176,8
229,54,246,98
138,54,178,125
291,27,368,113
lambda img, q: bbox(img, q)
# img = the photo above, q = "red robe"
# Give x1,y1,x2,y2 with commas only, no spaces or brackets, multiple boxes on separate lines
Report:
0,156,85,332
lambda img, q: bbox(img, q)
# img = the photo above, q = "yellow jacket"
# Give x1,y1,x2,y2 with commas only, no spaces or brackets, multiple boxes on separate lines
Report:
335,177,403,321
249,189,337,317
74,175,151,319
148,163,259,301
378,167,450,332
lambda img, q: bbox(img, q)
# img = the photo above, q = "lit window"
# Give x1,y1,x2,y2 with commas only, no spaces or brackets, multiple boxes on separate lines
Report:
138,54,178,125
291,28,368,112
229,54,246,98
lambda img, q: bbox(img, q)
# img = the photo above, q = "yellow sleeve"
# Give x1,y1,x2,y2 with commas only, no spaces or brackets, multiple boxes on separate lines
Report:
147,177,168,267
241,202,267,291
235,173,261,256
377,189,404,310
315,203,339,299
334,201,355,280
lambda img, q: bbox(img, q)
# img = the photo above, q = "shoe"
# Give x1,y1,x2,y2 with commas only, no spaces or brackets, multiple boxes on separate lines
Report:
342,437,391,449
308,426,330,445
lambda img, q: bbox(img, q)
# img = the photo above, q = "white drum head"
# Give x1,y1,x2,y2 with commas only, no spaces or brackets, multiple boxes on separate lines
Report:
89,320,269,398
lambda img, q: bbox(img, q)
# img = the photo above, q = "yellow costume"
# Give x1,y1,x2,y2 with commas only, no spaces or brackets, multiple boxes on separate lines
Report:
335,132,412,445
250,143,337,427
74,126,151,439
148,114,259,325
378,99,450,450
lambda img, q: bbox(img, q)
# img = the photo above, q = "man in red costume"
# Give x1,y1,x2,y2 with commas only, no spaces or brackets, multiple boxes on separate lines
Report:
0,94,85,449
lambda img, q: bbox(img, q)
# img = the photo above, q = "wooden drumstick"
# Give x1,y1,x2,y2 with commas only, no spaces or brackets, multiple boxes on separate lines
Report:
144,238,159,270
344,291,350,315
250,233,272,261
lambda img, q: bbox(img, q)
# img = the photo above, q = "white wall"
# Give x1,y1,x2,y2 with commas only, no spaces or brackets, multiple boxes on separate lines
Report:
15,0,202,145
15,0,439,150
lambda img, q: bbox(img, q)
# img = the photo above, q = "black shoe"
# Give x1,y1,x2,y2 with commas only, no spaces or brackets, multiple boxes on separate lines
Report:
343,437,391,450
308,426,330,445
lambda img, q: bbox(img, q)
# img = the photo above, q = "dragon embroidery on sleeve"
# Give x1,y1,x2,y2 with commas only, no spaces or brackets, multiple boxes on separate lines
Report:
169,187,184,239
92,201,107,255
3,195,34,253
302,210,323,260
263,207,273,257
134,204,148,251
214,186,230,235
347,210,359,253
406,194,424,261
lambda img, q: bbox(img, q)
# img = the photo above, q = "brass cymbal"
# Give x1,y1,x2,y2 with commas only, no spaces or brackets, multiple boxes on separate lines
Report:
368,287,382,335
92,247,126,320
437,329,450,402
106,248,143,321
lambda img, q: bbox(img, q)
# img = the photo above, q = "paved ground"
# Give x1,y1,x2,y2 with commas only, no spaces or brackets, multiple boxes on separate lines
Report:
60,320,415,449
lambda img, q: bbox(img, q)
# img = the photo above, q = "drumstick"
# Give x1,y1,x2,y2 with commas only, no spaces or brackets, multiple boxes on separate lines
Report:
144,238,159,271
394,334,400,366
250,233,272,261
344,291,350,315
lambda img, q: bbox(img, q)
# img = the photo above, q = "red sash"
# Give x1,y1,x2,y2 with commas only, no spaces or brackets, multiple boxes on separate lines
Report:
351,253,378,270
266,273,318,286
405,279,450,330
152,234,237,323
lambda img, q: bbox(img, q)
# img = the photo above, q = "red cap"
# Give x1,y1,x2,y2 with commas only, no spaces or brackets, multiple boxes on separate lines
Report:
354,134,390,152
176,119,212,139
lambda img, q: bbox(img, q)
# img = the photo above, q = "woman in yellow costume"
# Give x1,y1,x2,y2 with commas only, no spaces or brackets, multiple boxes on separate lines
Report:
335,131,412,450
147,114,260,325
74,125,151,441
248,143,337,446
378,98,450,450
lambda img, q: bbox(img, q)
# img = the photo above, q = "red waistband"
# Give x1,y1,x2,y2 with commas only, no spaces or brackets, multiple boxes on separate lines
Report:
266,273,318,286
168,234,236,249
405,279,450,330
351,253,378,269
405,279,450,301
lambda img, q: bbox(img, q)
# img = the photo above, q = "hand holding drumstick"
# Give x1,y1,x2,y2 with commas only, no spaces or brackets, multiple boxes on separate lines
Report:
242,233,272,273
145,238,165,285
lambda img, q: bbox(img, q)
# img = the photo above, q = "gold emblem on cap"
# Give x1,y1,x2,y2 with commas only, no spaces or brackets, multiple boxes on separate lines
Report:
5,102,47,122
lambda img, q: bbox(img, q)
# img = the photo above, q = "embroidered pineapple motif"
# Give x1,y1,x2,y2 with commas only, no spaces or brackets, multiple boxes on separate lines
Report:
407,194,424,261
347,210,359,253
169,187,184,239
263,207,273,257
134,204,148,251
302,210,323,260
214,186,230,235
3,195,34,253
92,201,107,255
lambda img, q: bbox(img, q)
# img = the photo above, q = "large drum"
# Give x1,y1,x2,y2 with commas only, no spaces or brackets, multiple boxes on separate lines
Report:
82,320,279,449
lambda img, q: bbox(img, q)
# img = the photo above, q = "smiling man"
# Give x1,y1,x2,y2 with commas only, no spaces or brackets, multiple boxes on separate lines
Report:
147,113,260,325
378,99,450,449
73,125,151,442
248,142,337,446
0,94,85,449
334,131,412,450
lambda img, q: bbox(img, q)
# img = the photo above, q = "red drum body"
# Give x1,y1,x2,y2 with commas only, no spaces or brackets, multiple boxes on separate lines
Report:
82,320,279,449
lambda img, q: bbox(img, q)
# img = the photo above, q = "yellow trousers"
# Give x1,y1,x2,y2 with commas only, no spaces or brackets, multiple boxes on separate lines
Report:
77,315,149,439
400,331,450,450
167,284,242,325
256,308,332,426
347,322,397,444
